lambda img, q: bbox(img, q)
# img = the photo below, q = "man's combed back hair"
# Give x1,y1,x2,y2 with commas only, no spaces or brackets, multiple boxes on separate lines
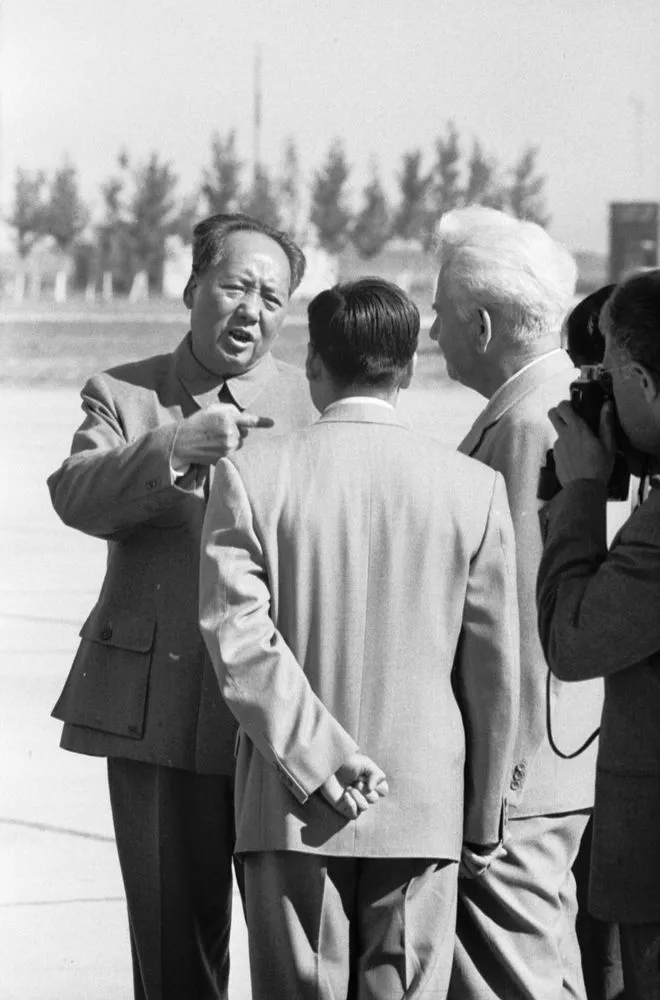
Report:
601,268,660,374
435,206,577,344
308,278,419,387
187,212,306,294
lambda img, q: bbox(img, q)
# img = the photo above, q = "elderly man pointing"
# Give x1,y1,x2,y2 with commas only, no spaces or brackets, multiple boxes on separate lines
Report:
47,213,315,1000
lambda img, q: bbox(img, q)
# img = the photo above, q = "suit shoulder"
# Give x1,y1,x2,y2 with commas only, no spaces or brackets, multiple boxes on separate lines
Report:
87,351,174,393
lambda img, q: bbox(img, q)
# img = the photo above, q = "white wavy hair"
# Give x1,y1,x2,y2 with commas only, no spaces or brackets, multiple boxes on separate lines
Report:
434,206,577,344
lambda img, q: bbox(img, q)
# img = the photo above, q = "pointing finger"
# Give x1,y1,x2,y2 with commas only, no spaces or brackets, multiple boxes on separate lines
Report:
235,413,275,429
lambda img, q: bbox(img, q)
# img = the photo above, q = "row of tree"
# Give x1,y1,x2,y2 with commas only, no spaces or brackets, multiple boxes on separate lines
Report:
7,123,550,295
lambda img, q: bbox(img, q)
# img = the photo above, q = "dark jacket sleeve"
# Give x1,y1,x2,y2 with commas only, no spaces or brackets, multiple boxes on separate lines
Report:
47,373,202,540
537,480,660,680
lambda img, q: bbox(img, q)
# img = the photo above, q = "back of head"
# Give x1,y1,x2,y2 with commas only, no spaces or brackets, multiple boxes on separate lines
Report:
186,212,306,296
601,268,660,372
435,206,577,345
308,278,419,388
564,284,615,367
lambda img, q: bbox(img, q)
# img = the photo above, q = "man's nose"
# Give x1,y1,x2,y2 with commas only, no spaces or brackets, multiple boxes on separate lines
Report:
237,290,260,321
429,318,439,342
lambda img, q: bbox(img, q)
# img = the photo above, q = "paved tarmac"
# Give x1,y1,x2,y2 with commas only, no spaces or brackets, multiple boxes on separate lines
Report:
1,377,482,999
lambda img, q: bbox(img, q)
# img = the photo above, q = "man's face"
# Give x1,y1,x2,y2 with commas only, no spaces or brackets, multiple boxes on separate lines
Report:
602,330,659,458
188,230,291,376
429,275,478,388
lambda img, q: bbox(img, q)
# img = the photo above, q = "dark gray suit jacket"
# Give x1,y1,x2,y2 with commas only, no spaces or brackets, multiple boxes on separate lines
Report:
538,478,660,922
48,333,315,774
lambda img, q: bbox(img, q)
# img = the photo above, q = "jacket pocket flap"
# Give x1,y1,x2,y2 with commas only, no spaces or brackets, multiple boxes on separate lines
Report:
79,603,155,652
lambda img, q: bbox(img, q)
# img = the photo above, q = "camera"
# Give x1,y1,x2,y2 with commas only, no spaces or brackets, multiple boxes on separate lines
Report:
538,364,630,502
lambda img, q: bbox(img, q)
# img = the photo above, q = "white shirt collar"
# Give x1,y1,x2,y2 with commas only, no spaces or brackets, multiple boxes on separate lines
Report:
487,349,564,408
323,396,396,415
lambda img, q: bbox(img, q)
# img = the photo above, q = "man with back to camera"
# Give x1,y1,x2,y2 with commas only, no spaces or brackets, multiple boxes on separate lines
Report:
430,205,603,1000
537,268,660,999
199,277,521,999
47,213,315,999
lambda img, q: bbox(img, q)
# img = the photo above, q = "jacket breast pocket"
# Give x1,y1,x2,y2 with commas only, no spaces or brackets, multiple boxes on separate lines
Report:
53,603,155,739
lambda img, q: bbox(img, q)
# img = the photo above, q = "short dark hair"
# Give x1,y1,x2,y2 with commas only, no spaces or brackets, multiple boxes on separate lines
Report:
308,278,419,388
565,284,615,366
602,269,660,373
184,213,306,298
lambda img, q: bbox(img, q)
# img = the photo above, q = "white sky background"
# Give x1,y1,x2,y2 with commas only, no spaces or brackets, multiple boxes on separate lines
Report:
1,0,659,254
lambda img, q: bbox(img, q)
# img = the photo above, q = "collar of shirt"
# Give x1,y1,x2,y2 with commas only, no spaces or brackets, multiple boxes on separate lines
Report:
323,396,396,416
174,332,278,410
487,348,565,410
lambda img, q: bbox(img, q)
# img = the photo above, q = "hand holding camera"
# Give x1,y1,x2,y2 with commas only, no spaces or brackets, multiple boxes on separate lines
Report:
548,398,616,486
538,365,631,501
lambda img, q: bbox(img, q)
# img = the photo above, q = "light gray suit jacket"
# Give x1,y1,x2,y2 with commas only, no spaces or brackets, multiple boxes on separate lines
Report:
459,350,602,818
538,479,660,922
200,401,520,860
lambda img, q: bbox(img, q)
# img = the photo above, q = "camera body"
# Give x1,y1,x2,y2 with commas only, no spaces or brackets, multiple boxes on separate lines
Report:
538,364,630,502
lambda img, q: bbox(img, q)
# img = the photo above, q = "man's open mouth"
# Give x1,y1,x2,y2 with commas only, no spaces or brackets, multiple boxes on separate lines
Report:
226,328,254,346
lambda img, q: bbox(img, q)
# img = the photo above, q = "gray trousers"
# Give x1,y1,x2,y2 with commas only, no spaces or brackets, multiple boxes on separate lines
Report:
107,759,240,1000
450,811,590,1000
243,850,459,1000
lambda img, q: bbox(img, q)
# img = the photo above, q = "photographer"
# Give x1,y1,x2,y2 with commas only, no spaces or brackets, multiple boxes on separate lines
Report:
537,268,660,999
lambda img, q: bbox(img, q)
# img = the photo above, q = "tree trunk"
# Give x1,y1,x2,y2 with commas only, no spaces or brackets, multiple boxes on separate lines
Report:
54,270,68,303
102,271,113,301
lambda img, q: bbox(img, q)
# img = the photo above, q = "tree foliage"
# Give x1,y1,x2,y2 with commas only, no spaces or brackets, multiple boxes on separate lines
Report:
310,139,352,255
45,161,89,253
507,145,550,227
97,152,131,288
392,150,430,244
352,167,391,259
431,121,463,219
8,168,47,257
241,166,281,228
127,153,180,292
202,130,243,215
464,140,505,210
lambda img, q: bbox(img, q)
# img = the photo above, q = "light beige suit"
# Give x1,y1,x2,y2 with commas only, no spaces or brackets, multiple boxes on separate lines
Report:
200,400,520,998
452,349,603,1000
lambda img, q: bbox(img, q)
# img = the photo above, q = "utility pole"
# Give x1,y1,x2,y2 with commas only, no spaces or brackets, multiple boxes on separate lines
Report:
253,46,262,184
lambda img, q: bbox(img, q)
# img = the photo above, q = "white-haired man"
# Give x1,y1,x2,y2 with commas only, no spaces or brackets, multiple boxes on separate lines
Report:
431,206,602,1000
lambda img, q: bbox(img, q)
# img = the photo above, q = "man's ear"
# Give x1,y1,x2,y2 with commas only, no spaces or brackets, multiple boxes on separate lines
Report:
183,272,197,310
306,343,322,382
473,308,492,355
634,363,660,405
399,352,417,391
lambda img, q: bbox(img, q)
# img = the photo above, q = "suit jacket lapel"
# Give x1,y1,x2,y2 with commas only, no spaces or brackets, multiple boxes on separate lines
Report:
459,350,576,456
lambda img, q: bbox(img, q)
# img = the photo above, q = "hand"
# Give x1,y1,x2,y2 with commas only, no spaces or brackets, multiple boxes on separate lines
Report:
548,400,616,487
320,752,389,820
172,403,274,466
459,841,507,879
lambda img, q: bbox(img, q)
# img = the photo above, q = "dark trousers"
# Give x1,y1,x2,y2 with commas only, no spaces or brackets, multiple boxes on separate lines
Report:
573,816,625,1000
244,850,458,1000
107,759,242,1000
619,923,660,1000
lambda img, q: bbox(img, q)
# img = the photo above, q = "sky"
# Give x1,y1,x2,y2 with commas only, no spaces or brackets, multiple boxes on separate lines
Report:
1,0,659,254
